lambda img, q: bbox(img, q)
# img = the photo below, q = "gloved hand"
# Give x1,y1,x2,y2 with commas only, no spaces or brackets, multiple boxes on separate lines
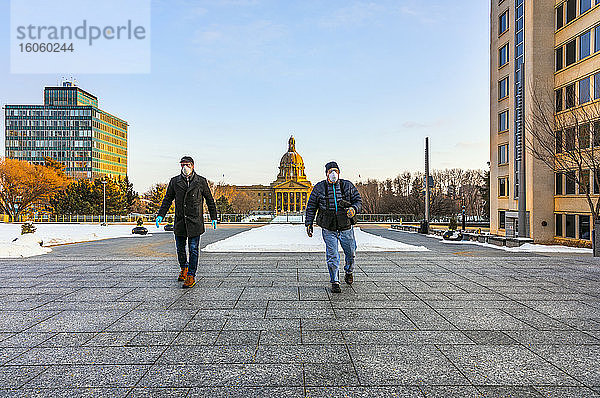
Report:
155,216,163,228
306,224,313,237
212,220,217,229
346,207,356,218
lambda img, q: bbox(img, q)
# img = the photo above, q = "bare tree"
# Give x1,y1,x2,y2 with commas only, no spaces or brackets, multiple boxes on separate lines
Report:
526,81,600,253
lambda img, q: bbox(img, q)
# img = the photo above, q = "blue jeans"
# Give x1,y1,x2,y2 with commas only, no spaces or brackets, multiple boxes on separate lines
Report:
322,227,357,283
174,235,201,276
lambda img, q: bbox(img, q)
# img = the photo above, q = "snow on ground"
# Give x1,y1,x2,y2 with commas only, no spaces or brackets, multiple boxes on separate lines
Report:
389,228,592,253
0,223,167,258
202,224,429,252
438,239,591,253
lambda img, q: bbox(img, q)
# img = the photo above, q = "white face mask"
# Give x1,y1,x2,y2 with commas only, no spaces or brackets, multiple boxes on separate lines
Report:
182,165,193,176
328,171,339,183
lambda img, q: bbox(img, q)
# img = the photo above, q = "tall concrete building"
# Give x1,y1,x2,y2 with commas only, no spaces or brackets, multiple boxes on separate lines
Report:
490,0,600,243
4,82,128,180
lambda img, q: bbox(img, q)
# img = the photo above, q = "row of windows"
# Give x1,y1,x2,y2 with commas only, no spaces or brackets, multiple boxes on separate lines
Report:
95,112,127,131
555,213,590,240
257,192,272,197
6,119,91,128
556,0,600,30
5,139,91,149
93,120,127,140
93,129,127,150
555,72,600,111
6,109,92,117
92,146,127,164
6,130,92,138
92,161,126,175
555,121,600,153
7,150,90,160
555,26,600,71
555,169,600,195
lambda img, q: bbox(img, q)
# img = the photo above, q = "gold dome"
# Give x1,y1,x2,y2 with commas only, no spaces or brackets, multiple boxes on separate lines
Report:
275,136,308,182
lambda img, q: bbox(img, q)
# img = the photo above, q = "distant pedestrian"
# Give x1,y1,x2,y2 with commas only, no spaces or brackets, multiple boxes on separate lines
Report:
305,161,362,293
155,156,218,288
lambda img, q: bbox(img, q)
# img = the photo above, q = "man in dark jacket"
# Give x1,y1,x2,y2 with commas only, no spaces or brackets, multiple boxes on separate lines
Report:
155,156,218,288
305,161,362,293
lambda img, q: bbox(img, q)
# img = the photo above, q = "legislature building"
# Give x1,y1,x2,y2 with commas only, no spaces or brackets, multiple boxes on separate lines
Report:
4,82,128,180
236,136,313,214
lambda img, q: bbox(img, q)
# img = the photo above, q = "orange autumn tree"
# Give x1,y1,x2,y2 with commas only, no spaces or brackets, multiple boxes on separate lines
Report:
0,158,68,221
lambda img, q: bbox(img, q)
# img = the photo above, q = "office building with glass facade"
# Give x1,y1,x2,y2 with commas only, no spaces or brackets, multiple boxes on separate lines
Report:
4,82,128,179
490,0,600,243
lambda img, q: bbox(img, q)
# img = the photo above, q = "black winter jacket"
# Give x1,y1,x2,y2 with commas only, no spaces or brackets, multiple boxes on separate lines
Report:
305,179,362,231
157,172,218,237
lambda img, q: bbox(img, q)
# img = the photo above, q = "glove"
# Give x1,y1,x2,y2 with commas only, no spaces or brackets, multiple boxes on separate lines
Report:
306,224,313,237
212,220,217,229
346,207,356,218
155,216,163,228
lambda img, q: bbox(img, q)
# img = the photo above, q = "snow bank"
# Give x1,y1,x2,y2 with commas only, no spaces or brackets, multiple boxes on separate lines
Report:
438,237,592,253
0,223,167,258
0,234,52,258
202,224,429,252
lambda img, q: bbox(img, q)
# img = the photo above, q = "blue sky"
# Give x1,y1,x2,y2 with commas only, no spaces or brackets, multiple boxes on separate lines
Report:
0,0,491,193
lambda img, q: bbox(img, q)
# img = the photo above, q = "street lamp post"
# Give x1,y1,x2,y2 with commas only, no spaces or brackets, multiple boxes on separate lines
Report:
101,178,107,226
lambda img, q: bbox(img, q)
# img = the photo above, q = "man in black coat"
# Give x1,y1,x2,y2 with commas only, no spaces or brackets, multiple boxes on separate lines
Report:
156,156,218,288
305,161,362,293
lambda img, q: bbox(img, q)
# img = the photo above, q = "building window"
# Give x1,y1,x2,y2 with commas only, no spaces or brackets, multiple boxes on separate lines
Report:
498,110,509,132
594,121,600,147
556,172,563,195
499,211,506,229
555,214,563,237
594,168,600,194
580,169,590,194
580,30,591,60
579,77,591,104
499,10,509,35
565,84,576,109
595,26,600,53
566,171,576,194
498,144,509,165
580,0,592,14
556,129,563,153
566,40,577,66
555,88,563,112
566,214,576,238
565,127,576,151
499,44,509,67
498,76,509,100
555,47,564,71
556,4,564,29
579,123,590,148
498,177,509,197
579,215,591,240
566,0,577,23
595,73,600,100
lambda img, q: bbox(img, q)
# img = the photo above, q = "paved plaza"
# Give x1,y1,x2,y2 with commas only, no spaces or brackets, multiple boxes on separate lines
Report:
0,226,599,397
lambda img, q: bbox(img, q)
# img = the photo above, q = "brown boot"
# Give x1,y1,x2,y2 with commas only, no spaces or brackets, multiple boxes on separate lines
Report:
182,275,196,288
178,268,188,282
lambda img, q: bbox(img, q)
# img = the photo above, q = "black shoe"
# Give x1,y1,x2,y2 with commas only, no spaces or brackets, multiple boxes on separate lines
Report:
345,273,353,285
331,283,341,293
